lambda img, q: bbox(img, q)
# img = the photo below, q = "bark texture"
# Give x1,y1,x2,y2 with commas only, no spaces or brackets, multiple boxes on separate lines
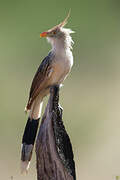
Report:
36,85,76,180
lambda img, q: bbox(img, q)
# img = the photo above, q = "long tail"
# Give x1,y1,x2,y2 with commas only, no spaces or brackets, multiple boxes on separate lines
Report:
21,96,43,173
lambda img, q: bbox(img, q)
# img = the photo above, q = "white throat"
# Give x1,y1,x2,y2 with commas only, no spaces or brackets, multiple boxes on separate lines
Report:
47,29,74,55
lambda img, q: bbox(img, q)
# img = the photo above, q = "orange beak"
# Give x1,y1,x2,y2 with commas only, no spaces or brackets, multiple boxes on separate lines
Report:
40,31,48,37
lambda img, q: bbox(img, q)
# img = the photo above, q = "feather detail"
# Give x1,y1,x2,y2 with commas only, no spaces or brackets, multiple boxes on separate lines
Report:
25,51,54,110
21,160,30,174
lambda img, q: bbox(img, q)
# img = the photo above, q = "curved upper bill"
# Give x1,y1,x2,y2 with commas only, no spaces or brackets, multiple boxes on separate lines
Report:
40,32,48,37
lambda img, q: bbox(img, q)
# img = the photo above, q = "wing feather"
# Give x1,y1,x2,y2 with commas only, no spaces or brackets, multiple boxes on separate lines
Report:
26,51,54,110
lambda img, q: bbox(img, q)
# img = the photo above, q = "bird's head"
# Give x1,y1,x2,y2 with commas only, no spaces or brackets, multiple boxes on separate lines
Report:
40,11,74,50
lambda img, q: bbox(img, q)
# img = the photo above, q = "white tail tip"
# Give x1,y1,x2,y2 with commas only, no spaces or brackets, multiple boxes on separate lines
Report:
21,160,30,174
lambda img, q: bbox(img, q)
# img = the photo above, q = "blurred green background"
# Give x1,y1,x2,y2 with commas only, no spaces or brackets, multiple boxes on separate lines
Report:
0,0,120,179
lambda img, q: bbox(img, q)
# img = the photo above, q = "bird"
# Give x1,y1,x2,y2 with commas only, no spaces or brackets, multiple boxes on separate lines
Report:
21,11,74,173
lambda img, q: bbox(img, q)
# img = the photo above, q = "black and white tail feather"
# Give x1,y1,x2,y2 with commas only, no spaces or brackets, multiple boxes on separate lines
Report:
21,117,40,173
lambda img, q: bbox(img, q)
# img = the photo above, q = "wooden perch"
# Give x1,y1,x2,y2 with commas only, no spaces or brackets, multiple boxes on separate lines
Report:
35,85,76,180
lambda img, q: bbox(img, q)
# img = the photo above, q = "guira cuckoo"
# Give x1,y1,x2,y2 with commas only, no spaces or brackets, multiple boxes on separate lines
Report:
21,12,74,173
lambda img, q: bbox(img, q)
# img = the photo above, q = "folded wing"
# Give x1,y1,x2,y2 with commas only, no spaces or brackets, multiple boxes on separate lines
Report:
26,52,54,110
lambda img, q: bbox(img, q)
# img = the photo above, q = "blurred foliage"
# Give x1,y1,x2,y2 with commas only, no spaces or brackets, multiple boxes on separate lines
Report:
0,0,120,179
115,176,120,180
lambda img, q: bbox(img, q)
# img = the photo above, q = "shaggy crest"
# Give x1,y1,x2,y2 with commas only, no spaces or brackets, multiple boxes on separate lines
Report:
48,10,71,32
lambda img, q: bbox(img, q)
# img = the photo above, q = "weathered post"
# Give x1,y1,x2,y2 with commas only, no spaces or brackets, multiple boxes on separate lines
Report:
36,85,76,180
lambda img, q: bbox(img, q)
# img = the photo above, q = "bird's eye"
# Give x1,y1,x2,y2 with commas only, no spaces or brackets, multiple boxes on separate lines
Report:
53,31,56,34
